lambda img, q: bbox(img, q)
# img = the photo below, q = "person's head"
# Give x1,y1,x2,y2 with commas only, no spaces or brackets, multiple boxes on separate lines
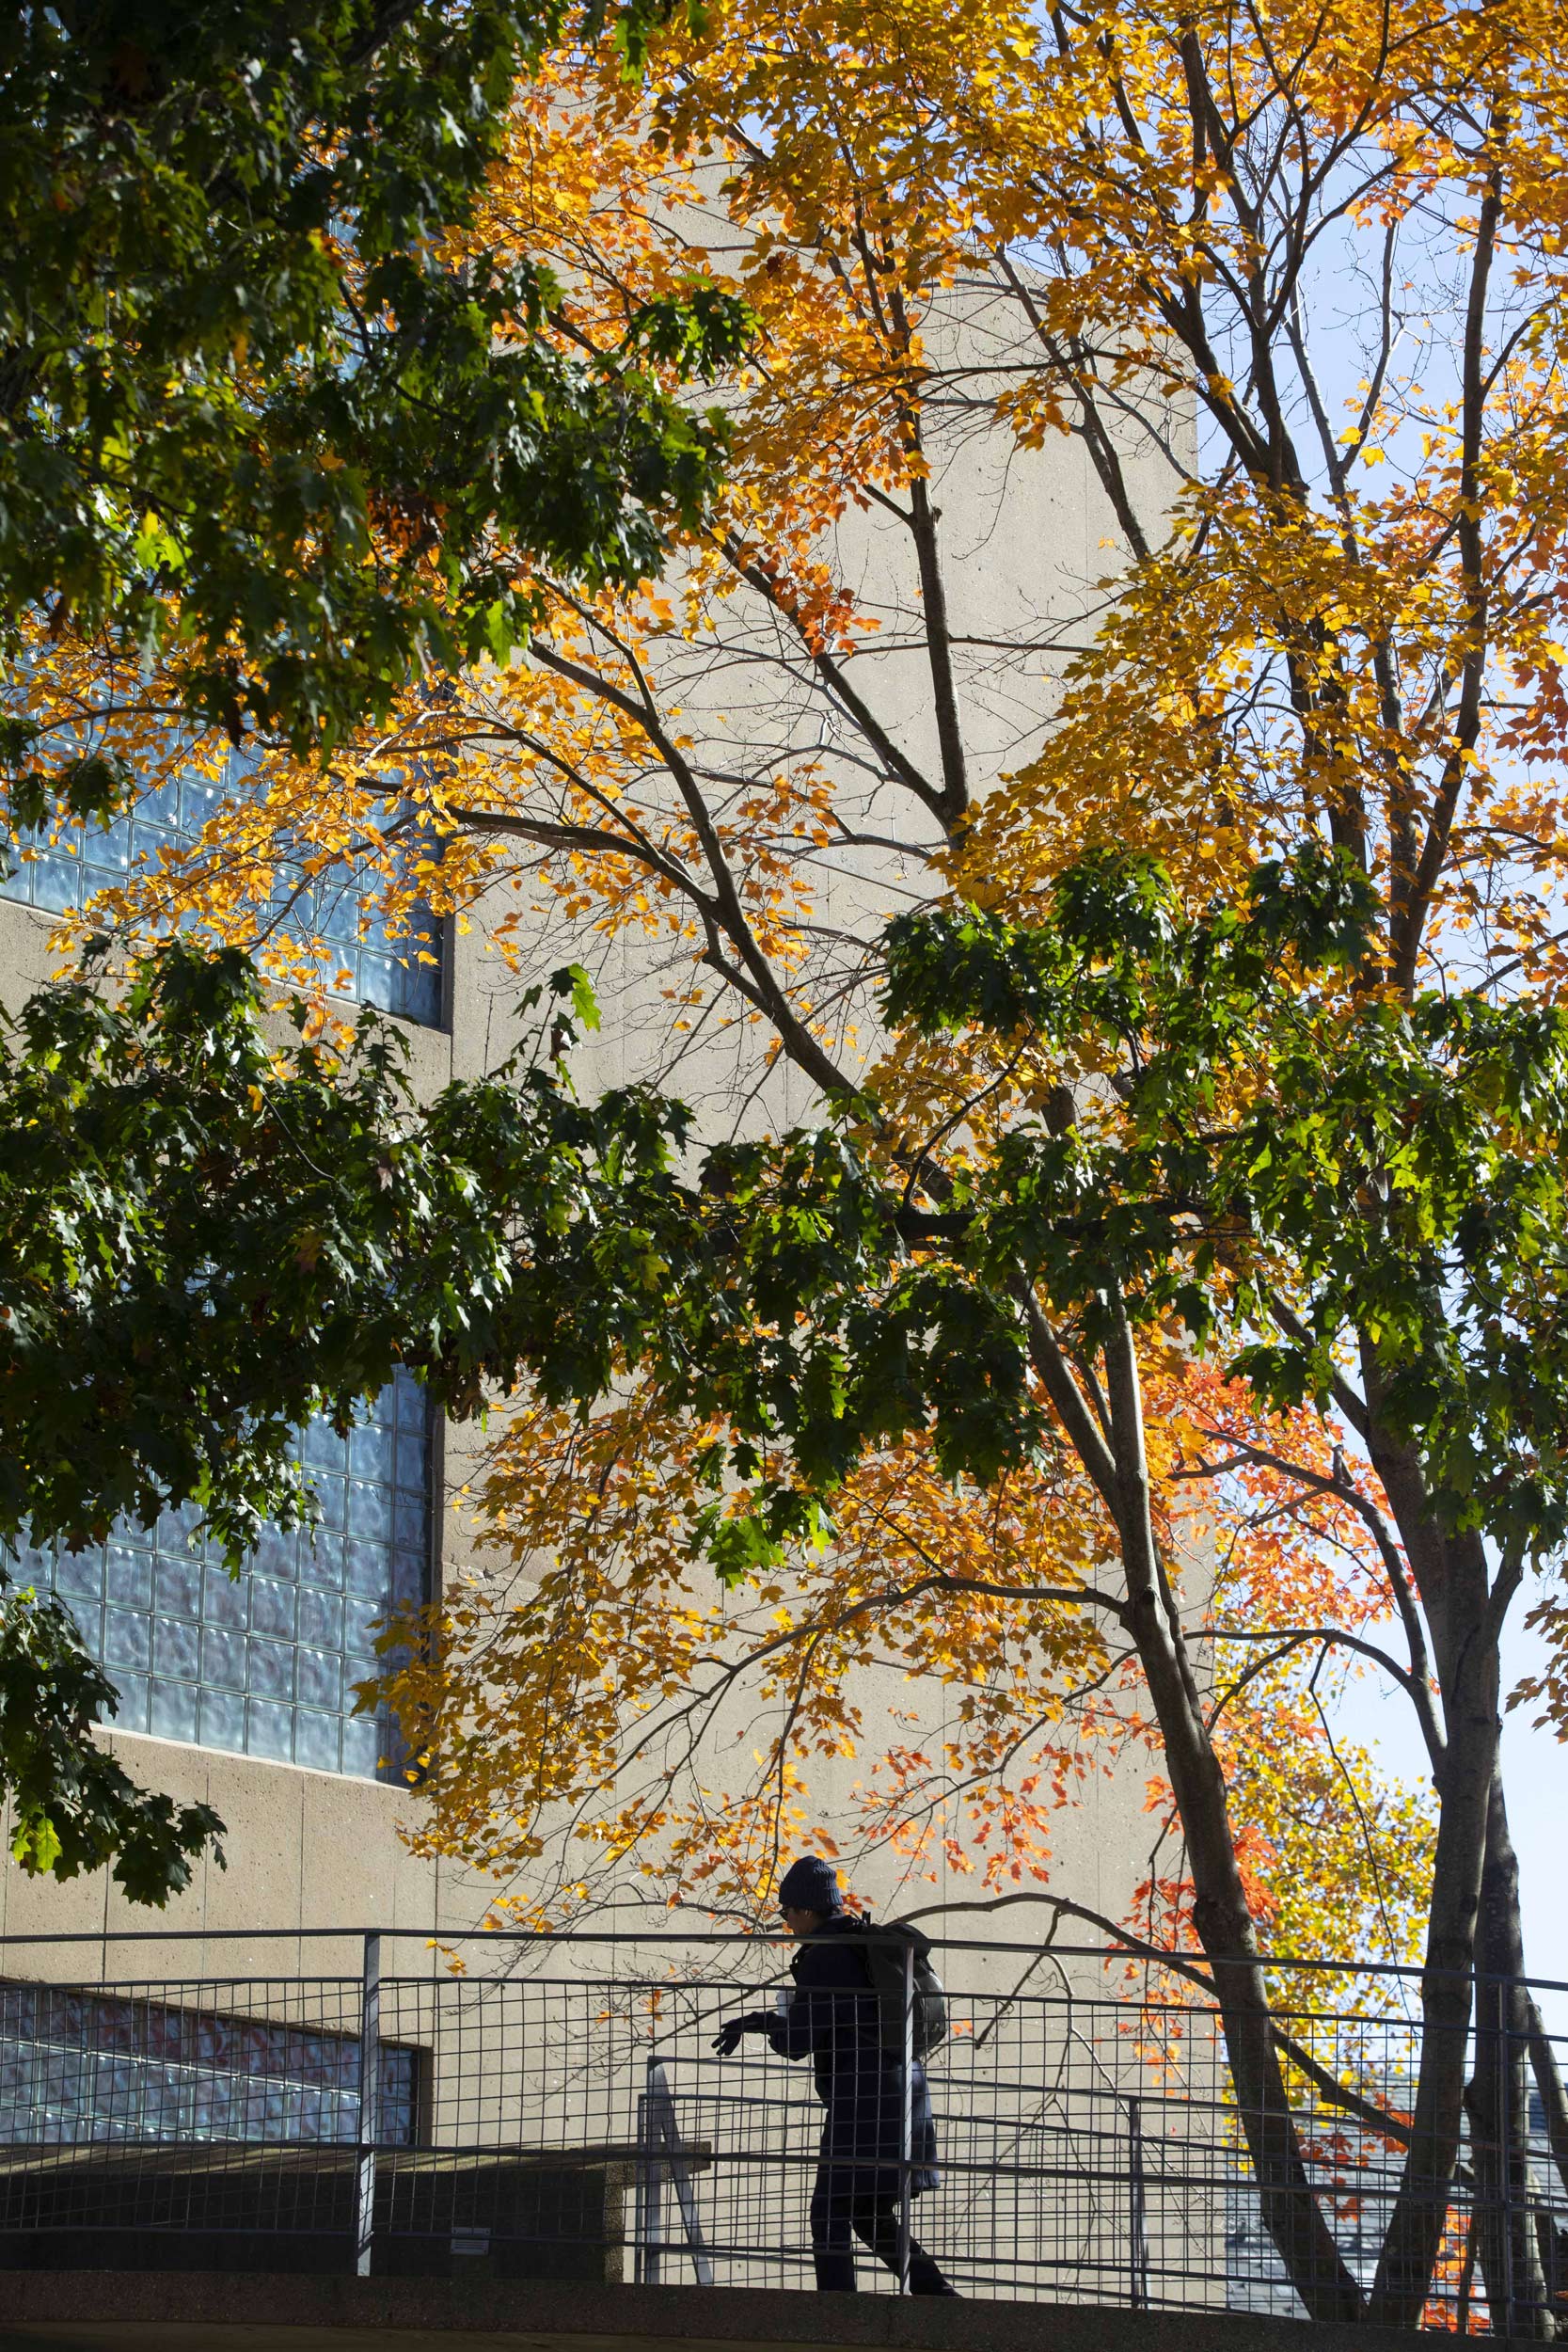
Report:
777,1854,846,1938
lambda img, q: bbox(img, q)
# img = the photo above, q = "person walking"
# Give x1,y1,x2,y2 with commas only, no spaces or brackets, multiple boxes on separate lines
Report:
712,1856,958,2296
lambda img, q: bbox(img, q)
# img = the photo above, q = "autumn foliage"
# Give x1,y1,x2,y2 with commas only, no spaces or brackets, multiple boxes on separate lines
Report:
10,0,1568,2322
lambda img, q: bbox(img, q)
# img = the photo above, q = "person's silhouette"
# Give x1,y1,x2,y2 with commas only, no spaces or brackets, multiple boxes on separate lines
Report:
713,1857,958,2295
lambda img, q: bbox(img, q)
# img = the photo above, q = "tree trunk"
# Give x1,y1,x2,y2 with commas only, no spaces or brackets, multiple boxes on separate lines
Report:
1363,1638,1497,2327
1101,1309,1364,2320
1353,1375,1502,2328
1466,1774,1558,2337
1201,1934,1366,2321
1527,2010,1568,2328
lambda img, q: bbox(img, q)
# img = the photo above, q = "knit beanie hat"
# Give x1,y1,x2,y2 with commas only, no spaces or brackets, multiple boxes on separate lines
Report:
778,1855,846,1915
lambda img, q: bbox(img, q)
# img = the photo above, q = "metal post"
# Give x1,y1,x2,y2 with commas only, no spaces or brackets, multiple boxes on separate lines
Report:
660,2064,713,2288
896,1940,914,2296
634,2080,650,2284
636,2056,667,2285
1128,2095,1149,2311
355,1931,381,2278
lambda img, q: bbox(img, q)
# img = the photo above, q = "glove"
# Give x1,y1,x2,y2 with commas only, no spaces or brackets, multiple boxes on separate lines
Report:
712,2014,766,2056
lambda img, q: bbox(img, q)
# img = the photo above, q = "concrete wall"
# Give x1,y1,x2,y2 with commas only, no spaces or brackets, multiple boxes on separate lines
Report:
0,2271,1508,2348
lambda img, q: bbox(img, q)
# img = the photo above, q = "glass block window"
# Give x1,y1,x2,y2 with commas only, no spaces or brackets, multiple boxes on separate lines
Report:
12,1371,432,1784
0,1982,419,2146
0,759,443,1027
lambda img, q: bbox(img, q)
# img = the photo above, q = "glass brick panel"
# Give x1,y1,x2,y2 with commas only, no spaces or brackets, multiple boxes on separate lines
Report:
0,1985,418,2148
0,753,443,1026
14,1374,430,1785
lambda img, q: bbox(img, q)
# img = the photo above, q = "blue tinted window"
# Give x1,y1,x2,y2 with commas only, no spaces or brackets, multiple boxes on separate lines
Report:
14,1372,431,1784
0,756,443,1026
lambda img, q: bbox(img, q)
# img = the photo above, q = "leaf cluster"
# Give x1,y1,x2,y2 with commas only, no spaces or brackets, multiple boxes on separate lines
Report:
885,850,1568,1564
0,937,522,1564
335,849,1568,1591
0,0,750,765
0,1587,221,1906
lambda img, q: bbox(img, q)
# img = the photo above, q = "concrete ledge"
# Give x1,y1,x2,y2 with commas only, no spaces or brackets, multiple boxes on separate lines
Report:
0,2275,1528,2352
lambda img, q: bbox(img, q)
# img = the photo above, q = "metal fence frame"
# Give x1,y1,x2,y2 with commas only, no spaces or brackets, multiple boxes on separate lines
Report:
0,1925,1562,2332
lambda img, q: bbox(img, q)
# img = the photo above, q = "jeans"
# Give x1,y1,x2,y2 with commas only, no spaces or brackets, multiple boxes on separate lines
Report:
809,2165,956,2294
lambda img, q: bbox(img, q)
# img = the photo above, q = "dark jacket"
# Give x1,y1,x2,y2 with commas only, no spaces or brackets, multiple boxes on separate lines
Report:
761,1915,938,2195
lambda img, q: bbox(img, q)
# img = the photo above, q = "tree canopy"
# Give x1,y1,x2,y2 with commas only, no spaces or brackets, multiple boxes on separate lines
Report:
0,0,752,1906
0,0,747,775
10,0,1568,2325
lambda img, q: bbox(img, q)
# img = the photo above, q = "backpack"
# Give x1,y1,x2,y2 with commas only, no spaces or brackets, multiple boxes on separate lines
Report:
859,1919,948,2058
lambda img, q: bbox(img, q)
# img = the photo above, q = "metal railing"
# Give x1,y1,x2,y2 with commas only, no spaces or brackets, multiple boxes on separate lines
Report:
0,1926,1563,2332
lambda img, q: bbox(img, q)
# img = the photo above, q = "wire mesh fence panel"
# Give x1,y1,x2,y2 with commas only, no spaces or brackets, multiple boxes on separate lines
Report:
0,1972,393,2254
0,1931,1563,2328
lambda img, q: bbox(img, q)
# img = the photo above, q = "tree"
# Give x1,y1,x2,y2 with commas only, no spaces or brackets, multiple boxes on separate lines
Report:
0,939,583,1895
0,0,748,776
0,0,749,1901
376,846,1559,2329
13,0,1568,2325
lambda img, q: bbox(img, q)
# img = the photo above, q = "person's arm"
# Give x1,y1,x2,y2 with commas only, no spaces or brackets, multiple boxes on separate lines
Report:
766,1938,870,2060
764,1980,817,2060
713,1991,815,2060
713,1950,826,2061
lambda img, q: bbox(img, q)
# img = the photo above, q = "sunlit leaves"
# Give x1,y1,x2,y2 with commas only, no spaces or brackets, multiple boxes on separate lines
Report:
891,848,1568,1561
0,0,748,771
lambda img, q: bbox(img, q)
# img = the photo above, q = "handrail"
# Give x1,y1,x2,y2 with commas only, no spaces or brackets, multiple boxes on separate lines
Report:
0,1923,1560,1993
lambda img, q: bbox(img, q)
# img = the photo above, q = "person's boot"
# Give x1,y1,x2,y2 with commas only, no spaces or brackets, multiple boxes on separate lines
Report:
814,2249,859,2292
909,2245,960,2296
